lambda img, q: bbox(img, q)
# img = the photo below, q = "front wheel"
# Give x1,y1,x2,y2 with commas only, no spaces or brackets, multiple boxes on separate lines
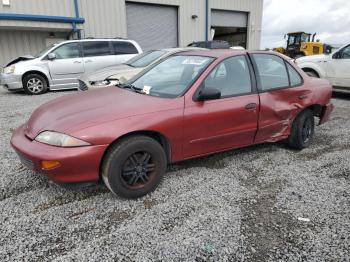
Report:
287,109,315,150
102,136,167,199
23,74,48,95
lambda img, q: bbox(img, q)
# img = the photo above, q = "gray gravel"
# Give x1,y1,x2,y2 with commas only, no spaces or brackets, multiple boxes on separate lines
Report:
0,88,349,261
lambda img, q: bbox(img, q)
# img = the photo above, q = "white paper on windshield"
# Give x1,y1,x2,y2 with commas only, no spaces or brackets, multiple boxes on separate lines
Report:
143,85,152,94
182,58,208,65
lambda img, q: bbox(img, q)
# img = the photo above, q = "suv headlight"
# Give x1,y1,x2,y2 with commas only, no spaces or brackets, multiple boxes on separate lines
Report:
3,65,15,74
35,131,91,147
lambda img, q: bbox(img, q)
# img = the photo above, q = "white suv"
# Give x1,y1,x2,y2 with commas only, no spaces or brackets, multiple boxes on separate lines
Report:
296,44,350,92
0,38,142,95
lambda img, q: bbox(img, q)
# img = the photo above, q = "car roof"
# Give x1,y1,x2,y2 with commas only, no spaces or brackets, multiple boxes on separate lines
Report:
175,49,247,58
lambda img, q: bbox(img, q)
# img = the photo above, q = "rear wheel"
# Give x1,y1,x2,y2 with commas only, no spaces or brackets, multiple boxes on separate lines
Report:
23,74,48,95
102,135,167,198
287,109,315,150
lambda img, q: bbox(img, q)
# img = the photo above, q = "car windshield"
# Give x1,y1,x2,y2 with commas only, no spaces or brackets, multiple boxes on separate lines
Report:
34,44,57,58
126,55,214,98
126,50,167,68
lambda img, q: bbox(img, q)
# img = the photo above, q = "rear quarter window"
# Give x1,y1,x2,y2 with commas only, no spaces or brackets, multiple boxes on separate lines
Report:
113,41,138,55
286,63,303,86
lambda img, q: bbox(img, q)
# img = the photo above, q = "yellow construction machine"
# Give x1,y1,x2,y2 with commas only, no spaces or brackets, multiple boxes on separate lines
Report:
273,32,332,58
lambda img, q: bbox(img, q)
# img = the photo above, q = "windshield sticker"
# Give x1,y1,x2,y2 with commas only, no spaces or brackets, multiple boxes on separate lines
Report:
143,85,152,94
182,58,208,65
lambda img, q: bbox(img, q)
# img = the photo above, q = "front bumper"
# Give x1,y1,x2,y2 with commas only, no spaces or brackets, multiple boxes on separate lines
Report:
10,124,108,183
0,73,23,90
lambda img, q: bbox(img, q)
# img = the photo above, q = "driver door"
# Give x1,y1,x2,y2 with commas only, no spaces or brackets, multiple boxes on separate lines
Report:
48,42,84,89
183,55,259,158
326,45,350,88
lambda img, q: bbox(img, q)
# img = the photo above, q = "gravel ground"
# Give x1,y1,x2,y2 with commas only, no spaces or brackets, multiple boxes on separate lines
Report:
0,88,349,261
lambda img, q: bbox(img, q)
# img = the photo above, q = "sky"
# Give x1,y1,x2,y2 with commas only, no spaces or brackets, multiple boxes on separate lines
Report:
261,0,350,49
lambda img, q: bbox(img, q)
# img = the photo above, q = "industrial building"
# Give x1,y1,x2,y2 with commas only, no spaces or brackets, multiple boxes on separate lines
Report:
0,0,263,67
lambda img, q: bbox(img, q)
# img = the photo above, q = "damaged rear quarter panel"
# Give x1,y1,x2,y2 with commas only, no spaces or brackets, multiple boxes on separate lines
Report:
255,84,317,143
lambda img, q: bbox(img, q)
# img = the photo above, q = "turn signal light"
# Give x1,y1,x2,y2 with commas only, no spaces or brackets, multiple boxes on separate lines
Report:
41,160,61,170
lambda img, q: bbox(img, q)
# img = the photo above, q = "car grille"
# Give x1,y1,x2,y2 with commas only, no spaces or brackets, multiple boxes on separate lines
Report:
78,80,88,91
16,152,35,170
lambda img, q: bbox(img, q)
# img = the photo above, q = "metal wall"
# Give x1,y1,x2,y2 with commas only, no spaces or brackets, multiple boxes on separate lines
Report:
77,0,262,49
0,0,263,66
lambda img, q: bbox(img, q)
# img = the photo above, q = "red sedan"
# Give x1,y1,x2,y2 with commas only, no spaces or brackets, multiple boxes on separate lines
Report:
11,50,334,198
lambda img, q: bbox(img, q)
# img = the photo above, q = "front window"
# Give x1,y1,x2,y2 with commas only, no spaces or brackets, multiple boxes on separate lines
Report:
51,43,80,59
35,44,56,58
126,50,167,68
127,55,214,98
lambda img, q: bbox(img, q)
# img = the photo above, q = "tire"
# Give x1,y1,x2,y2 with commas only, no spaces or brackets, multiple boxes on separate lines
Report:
23,74,48,95
287,109,315,150
305,70,319,78
101,135,167,199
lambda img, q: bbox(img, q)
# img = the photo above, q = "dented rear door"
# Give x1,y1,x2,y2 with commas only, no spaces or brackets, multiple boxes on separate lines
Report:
250,53,312,143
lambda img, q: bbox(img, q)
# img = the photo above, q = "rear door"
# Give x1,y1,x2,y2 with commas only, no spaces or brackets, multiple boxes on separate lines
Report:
326,45,350,88
250,53,311,143
48,42,84,88
183,55,259,158
82,41,115,74
112,41,140,64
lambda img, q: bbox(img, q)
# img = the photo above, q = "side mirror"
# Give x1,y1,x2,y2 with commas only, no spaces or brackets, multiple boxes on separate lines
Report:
47,53,56,60
332,52,340,59
196,88,221,101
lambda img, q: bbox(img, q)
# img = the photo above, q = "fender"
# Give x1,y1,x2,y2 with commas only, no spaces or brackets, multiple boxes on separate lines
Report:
297,61,326,78
15,61,53,87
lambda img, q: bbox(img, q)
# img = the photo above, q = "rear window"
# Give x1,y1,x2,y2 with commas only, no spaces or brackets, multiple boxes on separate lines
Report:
82,41,111,57
252,54,289,91
113,41,138,55
128,50,167,68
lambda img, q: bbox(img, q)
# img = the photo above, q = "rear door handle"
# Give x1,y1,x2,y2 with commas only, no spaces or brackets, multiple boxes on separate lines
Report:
85,60,93,63
245,103,257,110
73,61,82,64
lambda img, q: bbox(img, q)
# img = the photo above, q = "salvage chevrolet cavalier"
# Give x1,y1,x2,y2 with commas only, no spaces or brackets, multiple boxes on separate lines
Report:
11,50,334,198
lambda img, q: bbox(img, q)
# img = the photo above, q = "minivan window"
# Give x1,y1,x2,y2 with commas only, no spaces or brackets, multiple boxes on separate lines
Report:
51,43,80,59
82,41,111,57
35,44,56,58
128,50,166,68
113,41,138,55
252,54,289,91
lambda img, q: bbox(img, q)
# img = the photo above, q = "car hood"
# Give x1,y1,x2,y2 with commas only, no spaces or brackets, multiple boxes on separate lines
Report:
82,64,134,82
25,88,182,139
6,55,36,67
296,54,329,63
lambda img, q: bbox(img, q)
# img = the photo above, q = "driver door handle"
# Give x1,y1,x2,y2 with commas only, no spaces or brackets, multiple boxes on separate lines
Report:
73,61,82,64
245,103,257,110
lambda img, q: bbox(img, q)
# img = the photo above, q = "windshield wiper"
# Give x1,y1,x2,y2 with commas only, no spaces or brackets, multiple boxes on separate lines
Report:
118,83,145,94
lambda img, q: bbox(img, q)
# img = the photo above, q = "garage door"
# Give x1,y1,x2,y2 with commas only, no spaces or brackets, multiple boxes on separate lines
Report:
211,9,247,28
0,30,48,68
126,3,178,51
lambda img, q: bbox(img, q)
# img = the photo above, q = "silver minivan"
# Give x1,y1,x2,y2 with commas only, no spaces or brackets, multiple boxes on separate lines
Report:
0,38,142,95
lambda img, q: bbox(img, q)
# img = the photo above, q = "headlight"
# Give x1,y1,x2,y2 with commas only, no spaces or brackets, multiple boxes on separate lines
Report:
35,131,91,147
91,78,119,87
3,65,15,74
91,80,110,86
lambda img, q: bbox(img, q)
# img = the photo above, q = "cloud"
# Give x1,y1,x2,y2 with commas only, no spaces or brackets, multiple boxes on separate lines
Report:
261,0,350,48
